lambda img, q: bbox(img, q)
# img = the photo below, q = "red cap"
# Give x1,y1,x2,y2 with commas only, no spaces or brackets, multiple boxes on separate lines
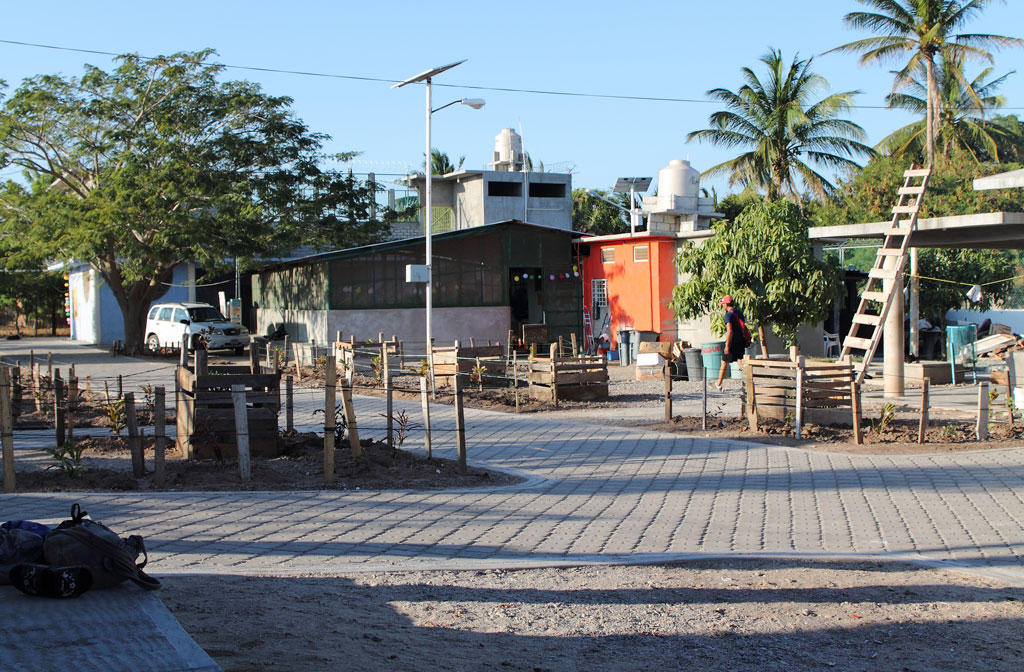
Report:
719,295,733,306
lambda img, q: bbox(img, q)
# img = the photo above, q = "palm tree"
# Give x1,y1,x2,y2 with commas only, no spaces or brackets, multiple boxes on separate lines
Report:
829,0,1023,166
687,48,874,202
877,56,1020,161
428,149,464,175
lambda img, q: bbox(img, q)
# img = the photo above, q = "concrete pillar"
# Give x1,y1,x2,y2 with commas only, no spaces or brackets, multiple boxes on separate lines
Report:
884,271,905,399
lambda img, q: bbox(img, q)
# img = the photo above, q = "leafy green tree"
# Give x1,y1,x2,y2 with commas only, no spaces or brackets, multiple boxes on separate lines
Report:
917,247,1015,323
669,200,842,349
878,55,1020,162
687,48,874,202
0,50,389,350
571,188,628,235
830,0,1023,166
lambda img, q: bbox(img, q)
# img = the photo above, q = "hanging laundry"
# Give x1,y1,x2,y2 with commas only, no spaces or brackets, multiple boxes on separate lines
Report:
966,284,983,303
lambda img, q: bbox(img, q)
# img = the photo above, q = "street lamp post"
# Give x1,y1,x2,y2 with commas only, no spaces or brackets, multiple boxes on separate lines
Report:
393,61,484,390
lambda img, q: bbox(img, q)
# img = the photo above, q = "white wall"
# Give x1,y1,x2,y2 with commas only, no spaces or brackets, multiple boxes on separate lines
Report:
947,308,1024,334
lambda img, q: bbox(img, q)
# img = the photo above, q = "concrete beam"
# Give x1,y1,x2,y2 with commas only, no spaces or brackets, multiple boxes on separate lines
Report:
974,169,1024,191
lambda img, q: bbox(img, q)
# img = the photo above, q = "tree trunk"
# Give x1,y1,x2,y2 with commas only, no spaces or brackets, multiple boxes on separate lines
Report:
925,57,936,167
758,325,769,358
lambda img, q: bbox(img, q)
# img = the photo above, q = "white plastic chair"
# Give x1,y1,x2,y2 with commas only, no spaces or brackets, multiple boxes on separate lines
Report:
823,332,840,358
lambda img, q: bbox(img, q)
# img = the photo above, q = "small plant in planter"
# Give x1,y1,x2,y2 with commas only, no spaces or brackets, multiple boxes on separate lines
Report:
105,399,127,437
43,440,85,478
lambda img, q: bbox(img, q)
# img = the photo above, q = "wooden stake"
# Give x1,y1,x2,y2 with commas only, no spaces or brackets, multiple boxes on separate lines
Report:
117,374,123,400
249,345,259,374
475,357,483,392
702,365,707,431
285,374,294,433
454,371,467,474
195,349,208,376
53,374,64,448
918,378,929,444
103,380,110,405
46,352,52,382
180,334,189,367
68,376,78,411
744,358,758,432
340,378,360,459
1,367,16,493
851,381,863,445
795,356,805,439
324,356,336,482
154,386,166,485
383,349,393,448
977,382,989,441
420,375,432,459
513,350,520,414
85,375,92,402
231,384,251,482
571,333,578,358
550,343,559,408
124,392,144,477
664,361,672,422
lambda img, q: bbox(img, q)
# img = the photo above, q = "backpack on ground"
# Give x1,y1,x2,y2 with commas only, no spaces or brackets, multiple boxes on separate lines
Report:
42,504,160,591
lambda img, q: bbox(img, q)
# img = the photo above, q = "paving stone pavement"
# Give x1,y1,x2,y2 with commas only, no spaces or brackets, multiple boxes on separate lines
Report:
3,390,1024,584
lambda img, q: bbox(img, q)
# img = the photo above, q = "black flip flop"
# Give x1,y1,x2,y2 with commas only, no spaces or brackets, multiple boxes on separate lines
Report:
10,564,93,598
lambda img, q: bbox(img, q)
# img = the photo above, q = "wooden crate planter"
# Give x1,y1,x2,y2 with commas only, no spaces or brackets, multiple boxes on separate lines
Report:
176,365,281,460
529,348,608,404
432,344,505,387
745,357,860,428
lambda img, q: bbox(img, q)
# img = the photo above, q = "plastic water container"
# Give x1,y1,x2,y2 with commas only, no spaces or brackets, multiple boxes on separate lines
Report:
607,350,619,361
701,341,725,375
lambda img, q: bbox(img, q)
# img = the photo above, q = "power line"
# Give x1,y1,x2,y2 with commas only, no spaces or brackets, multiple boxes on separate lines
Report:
1,37,1020,111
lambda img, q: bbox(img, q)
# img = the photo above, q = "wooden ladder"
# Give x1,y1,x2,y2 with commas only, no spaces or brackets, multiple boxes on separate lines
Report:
840,165,932,384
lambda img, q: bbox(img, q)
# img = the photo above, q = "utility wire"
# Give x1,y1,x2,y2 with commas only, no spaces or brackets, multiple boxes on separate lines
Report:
1,38,1020,111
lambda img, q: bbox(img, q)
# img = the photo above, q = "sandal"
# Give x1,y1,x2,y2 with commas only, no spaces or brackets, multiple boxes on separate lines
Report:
10,564,93,599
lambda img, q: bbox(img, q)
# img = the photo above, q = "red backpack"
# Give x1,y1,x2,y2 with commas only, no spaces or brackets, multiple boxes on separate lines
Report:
730,308,752,348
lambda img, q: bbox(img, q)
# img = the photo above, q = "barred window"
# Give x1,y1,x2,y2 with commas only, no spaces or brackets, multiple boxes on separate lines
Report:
592,279,608,308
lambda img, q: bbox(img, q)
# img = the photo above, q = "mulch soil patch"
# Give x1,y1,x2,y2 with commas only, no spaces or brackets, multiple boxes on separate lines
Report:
17,432,522,492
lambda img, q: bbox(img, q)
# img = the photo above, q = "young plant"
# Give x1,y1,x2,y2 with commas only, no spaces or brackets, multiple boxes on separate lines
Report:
370,355,384,387
43,440,85,478
379,409,419,449
314,403,348,443
989,388,1000,421
105,399,126,437
418,359,431,378
877,403,897,433
141,384,155,416
470,364,486,392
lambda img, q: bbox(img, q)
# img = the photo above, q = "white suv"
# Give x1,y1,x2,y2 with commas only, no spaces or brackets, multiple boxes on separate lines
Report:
145,302,250,354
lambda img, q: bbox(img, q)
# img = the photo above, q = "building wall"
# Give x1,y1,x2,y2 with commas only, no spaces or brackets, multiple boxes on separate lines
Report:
581,237,676,349
257,305,511,348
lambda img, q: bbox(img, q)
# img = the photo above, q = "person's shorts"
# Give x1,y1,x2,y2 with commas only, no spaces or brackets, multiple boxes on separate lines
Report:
723,350,742,364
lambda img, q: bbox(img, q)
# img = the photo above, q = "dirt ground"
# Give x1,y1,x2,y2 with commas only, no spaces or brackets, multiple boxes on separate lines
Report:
161,558,1024,672
15,433,521,492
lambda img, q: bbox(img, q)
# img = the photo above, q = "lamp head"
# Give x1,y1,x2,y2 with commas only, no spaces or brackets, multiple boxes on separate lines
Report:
461,98,486,110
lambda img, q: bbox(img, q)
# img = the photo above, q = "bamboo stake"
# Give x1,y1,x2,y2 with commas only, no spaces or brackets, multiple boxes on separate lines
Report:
231,385,251,482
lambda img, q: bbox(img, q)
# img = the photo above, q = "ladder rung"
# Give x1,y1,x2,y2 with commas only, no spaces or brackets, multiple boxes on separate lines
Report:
869,268,898,280
852,313,882,326
904,168,932,177
898,185,925,195
862,291,888,303
892,205,919,214
844,336,874,350
877,248,904,256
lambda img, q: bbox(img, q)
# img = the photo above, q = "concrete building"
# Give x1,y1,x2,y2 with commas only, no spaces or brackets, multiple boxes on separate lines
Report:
403,129,573,234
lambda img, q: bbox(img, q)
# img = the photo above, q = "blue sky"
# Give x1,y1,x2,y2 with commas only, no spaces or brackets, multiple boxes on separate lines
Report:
2,0,1023,198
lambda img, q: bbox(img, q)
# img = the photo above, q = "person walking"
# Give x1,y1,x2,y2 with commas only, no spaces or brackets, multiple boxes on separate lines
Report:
715,295,748,391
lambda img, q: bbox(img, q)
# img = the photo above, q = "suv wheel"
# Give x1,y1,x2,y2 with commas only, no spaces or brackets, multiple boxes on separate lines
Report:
146,334,160,352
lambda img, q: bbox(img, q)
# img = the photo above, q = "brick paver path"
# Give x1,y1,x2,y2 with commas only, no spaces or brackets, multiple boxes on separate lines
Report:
4,393,1023,582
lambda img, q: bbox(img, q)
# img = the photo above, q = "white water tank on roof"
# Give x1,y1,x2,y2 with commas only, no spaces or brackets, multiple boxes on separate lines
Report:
491,128,524,171
657,159,700,212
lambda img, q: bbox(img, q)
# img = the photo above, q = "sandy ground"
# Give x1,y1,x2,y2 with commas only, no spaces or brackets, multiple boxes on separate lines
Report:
161,558,1024,672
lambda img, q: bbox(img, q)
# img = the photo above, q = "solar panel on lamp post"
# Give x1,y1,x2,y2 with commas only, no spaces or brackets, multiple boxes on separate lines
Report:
393,61,484,392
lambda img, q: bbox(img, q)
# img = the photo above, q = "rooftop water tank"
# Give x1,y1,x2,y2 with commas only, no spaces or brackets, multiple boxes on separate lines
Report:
491,128,524,171
657,159,700,211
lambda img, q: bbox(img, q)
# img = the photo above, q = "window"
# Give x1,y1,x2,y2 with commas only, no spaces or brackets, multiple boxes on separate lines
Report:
600,248,615,263
148,307,160,320
488,180,522,197
172,308,188,322
528,182,566,198
157,307,173,321
633,245,649,262
592,279,608,308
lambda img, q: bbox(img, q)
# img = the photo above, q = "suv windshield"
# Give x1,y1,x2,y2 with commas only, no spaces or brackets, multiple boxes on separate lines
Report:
187,307,226,322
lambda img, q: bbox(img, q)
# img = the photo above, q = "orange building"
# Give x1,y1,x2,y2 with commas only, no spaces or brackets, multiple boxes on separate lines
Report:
577,233,681,355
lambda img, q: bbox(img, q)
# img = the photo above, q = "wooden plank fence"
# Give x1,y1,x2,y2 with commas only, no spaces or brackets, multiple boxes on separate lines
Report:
745,356,861,436
432,343,504,387
529,344,608,405
175,364,281,459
